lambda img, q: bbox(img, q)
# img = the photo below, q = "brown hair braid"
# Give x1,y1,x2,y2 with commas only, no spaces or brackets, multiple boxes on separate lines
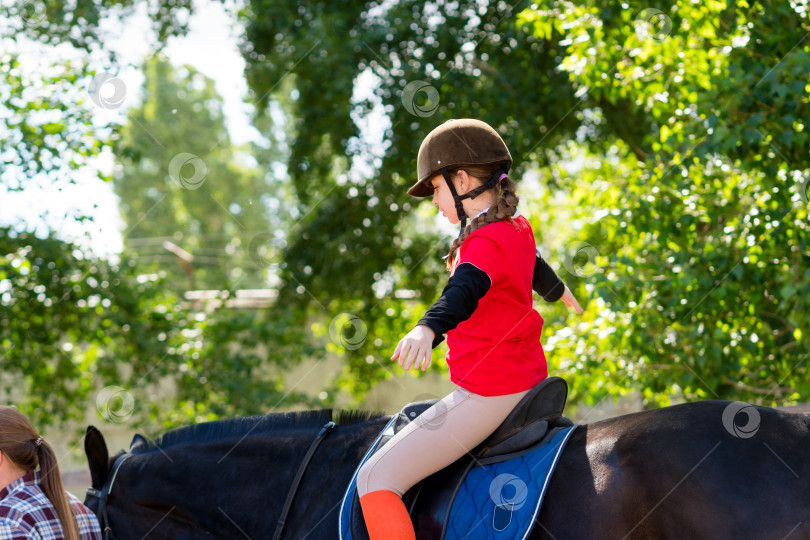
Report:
445,163,520,270
0,406,80,540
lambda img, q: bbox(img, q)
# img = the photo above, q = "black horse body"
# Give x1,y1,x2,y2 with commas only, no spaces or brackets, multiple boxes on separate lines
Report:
85,401,810,539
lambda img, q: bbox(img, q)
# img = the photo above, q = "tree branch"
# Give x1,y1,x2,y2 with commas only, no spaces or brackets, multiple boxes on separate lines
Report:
721,376,793,397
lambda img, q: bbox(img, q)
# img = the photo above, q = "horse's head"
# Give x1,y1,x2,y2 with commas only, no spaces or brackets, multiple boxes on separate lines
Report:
84,426,131,539
83,425,109,517
84,426,148,540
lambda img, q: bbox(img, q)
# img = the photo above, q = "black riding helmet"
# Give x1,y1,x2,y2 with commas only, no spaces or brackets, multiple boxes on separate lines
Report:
408,119,512,234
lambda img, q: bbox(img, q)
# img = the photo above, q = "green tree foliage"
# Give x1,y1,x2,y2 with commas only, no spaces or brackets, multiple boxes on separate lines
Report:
239,0,809,406
4,0,193,51
1,22,321,429
515,0,810,406
0,225,320,429
114,55,281,291
4,0,809,431
0,226,177,428
0,51,105,193
2,0,198,193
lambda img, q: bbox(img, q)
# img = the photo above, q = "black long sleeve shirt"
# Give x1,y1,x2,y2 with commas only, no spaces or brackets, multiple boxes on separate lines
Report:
533,248,566,302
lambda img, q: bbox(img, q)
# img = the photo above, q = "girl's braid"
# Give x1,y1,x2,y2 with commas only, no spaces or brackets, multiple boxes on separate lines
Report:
446,176,519,270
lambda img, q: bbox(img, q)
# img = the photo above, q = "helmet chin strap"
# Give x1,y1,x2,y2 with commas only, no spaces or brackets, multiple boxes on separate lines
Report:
440,165,510,237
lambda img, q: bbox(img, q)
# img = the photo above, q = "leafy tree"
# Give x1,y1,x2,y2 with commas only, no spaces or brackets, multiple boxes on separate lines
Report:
114,54,283,291
238,0,810,406
1,22,322,430
0,226,176,428
517,0,810,406
4,0,809,429
0,48,105,196
2,0,198,196
4,0,193,51
0,225,321,430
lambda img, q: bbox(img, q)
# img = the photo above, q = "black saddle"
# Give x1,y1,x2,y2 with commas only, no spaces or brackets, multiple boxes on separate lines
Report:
348,376,573,540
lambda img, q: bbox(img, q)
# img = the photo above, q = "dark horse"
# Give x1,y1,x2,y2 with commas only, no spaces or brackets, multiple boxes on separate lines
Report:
84,401,810,539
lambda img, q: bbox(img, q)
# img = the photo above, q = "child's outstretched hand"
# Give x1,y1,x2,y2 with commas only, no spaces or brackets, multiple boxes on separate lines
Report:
392,325,435,372
561,285,584,313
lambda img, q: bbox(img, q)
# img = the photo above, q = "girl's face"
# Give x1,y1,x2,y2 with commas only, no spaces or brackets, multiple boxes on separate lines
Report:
428,174,461,224
429,171,492,225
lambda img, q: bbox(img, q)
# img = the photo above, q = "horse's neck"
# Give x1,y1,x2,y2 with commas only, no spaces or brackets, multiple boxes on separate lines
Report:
115,415,394,538
279,414,392,490
262,416,392,529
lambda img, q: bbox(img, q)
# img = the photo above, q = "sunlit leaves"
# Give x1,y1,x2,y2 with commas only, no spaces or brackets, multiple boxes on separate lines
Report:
0,54,103,192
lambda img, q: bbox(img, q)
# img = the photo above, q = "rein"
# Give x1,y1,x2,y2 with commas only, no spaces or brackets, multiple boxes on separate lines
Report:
85,452,132,540
273,421,336,540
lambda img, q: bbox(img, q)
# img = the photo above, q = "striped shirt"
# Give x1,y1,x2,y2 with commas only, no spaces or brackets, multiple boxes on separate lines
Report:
0,472,101,539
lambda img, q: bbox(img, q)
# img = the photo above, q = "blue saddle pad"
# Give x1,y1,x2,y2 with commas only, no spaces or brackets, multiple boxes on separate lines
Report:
339,424,576,540
444,425,576,540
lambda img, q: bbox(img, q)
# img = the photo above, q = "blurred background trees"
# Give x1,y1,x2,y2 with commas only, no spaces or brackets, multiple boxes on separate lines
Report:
1,0,808,432
114,54,276,291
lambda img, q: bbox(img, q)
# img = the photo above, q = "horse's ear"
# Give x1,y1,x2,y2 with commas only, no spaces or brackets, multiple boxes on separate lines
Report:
130,433,148,452
85,425,109,489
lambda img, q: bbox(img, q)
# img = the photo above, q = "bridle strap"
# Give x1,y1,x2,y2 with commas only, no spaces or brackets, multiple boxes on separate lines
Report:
440,165,510,237
441,167,469,234
86,452,132,540
272,421,336,540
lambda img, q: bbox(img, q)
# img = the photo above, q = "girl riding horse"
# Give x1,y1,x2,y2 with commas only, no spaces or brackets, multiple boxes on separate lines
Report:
356,118,583,540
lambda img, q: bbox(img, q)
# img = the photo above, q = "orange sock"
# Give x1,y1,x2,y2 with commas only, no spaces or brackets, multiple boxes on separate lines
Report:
359,490,416,540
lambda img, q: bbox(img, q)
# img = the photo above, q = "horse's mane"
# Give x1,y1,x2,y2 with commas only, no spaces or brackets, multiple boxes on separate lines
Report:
130,409,387,454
